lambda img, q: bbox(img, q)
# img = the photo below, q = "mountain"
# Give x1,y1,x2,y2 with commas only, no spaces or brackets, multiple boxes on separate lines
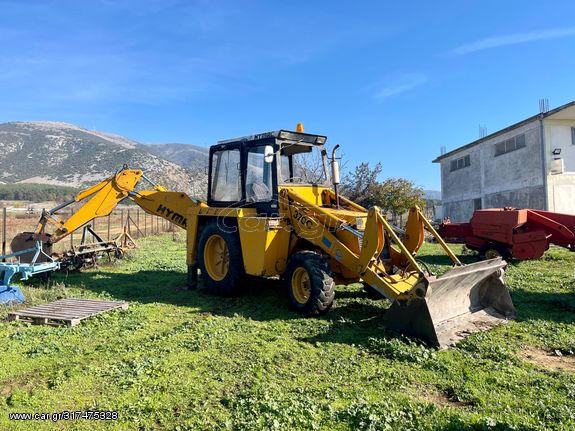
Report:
0,121,207,198
424,190,441,201
144,143,209,171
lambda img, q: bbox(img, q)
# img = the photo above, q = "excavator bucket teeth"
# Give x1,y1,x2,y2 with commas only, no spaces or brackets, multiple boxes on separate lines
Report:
384,258,516,348
10,232,53,263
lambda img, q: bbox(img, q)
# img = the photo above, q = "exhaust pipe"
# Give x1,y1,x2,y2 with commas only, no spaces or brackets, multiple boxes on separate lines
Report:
331,145,340,209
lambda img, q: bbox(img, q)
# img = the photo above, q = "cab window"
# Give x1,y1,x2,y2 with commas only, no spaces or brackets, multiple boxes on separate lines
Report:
278,154,291,183
246,146,273,202
211,149,241,201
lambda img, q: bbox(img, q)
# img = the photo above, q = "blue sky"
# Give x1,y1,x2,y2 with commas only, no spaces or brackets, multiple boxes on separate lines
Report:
1,0,574,190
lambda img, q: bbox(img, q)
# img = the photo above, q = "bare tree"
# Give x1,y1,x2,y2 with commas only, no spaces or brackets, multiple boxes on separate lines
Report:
292,147,329,184
340,162,382,205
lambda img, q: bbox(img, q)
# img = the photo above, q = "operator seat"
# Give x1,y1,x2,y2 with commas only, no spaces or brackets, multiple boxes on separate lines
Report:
250,182,271,202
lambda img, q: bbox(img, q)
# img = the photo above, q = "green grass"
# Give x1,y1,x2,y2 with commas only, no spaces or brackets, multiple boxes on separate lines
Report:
1,234,574,430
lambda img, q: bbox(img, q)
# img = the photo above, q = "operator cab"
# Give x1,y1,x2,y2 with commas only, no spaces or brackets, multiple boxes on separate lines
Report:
207,127,328,215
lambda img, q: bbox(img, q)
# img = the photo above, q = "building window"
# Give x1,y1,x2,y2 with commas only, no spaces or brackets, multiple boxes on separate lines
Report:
571,127,575,145
450,154,471,172
494,133,526,156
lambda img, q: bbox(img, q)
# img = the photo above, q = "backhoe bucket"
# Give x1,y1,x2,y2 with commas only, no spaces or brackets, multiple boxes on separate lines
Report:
10,232,53,263
384,258,516,348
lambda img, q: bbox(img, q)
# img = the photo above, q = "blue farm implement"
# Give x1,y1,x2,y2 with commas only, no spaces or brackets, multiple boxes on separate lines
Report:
0,241,60,305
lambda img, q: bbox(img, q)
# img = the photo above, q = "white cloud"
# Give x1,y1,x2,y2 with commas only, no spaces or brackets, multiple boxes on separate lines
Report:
452,27,575,55
373,73,427,100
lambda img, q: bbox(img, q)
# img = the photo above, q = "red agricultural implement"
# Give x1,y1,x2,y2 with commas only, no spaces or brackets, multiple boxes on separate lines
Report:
439,208,575,260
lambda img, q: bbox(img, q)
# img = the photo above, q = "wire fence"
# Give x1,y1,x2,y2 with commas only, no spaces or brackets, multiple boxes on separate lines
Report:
0,203,438,257
0,207,178,256
388,206,436,228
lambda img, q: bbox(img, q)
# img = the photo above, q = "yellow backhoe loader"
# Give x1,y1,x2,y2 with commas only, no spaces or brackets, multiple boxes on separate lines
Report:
12,126,516,347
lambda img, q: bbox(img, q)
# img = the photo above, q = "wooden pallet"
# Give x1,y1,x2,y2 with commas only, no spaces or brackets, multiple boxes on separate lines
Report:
7,298,129,327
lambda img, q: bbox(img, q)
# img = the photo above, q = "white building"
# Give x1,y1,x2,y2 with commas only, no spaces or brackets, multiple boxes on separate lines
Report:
433,101,575,222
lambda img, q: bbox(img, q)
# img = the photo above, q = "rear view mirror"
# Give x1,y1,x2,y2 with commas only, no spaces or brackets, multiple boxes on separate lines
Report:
264,145,274,164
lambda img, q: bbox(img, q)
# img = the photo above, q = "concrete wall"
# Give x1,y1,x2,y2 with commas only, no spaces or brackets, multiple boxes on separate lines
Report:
548,174,575,213
440,120,544,221
484,185,545,209
545,119,575,172
440,147,481,203
482,122,543,194
544,119,575,214
442,199,475,222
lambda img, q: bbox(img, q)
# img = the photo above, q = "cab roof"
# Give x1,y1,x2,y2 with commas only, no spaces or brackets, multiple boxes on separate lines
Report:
218,129,327,146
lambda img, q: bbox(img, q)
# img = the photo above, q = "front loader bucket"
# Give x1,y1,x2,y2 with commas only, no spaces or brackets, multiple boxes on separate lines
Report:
384,258,516,348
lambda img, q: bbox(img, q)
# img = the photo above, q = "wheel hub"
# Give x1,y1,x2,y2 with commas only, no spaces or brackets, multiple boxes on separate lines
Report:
291,267,311,304
204,235,230,281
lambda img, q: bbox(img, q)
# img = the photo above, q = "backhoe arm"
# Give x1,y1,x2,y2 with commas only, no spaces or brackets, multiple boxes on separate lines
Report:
131,190,199,230
37,169,145,244
33,167,202,244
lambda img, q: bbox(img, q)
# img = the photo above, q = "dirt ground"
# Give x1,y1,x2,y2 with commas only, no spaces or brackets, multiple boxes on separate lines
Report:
422,387,474,409
520,346,575,372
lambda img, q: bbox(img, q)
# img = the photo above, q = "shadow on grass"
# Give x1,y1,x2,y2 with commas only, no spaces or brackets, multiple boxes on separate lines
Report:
49,268,297,320
40,261,575,349
417,253,480,266
511,288,575,323
297,302,401,347
41,267,403,348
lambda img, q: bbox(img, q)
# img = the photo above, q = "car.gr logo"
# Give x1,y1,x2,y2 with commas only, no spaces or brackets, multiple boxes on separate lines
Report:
156,204,187,227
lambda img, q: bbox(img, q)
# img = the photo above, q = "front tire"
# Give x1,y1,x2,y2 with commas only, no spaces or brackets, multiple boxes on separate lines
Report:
284,251,335,316
198,222,244,296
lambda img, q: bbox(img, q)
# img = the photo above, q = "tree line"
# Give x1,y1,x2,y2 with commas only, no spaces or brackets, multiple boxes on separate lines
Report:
0,183,79,202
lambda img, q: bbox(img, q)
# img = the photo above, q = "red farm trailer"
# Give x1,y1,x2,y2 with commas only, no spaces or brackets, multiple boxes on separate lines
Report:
439,208,575,260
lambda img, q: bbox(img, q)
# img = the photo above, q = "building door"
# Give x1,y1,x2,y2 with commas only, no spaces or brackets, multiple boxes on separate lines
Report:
474,198,482,210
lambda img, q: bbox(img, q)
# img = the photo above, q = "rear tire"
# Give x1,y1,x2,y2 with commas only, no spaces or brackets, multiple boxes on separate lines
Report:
198,222,244,296
284,251,335,316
